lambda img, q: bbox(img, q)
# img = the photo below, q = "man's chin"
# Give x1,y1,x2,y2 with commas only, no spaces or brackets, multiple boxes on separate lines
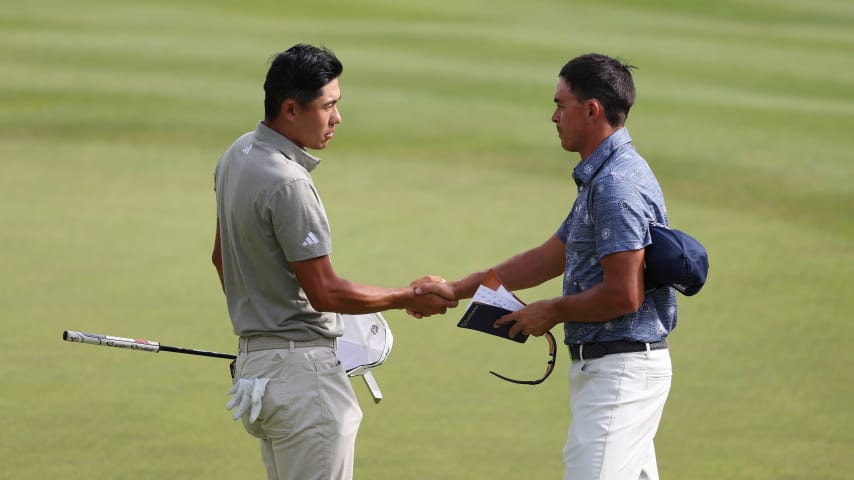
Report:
307,141,330,151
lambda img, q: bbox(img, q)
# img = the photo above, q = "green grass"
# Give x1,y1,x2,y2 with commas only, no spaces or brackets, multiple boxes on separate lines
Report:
2,0,852,478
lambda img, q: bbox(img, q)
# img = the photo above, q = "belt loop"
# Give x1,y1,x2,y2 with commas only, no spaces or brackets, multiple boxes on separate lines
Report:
579,344,585,362
289,340,295,352
644,342,651,358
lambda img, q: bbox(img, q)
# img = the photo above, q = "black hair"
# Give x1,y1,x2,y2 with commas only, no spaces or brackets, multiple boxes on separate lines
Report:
263,44,343,120
559,53,636,126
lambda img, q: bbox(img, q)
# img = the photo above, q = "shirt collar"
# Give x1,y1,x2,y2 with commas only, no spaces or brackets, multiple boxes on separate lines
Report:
572,127,632,186
254,121,322,172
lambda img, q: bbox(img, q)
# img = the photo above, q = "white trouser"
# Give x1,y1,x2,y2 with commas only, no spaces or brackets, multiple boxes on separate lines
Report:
234,345,363,480
564,349,672,480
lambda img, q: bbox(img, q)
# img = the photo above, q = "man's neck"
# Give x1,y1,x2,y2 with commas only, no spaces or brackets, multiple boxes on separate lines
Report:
579,125,621,161
262,118,305,150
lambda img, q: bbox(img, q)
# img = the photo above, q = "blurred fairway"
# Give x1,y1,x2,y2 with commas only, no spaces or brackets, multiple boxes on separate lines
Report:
2,0,853,478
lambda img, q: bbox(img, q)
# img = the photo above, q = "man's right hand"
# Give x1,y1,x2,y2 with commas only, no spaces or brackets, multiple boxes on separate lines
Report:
405,277,458,318
406,289,458,318
413,280,456,300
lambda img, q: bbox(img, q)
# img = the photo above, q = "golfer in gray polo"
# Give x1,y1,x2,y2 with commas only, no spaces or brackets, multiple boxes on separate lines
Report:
212,44,455,480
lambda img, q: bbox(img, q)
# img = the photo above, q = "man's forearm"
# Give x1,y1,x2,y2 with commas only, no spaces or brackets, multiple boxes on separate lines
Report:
310,280,411,314
453,237,564,298
547,285,628,323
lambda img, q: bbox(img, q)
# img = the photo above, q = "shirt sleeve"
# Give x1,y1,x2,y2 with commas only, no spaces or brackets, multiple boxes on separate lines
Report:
268,178,332,262
589,174,653,259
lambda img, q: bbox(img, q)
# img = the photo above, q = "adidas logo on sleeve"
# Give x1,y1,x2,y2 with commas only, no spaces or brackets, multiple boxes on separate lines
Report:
302,232,321,246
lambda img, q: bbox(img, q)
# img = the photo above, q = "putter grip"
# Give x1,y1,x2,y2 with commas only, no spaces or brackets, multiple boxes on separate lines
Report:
62,330,161,353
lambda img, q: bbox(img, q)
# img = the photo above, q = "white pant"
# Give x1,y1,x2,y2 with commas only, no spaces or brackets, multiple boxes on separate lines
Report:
234,345,363,480
564,349,672,480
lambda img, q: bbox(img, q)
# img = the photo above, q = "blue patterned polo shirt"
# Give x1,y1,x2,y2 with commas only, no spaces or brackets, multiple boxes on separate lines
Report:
556,128,678,345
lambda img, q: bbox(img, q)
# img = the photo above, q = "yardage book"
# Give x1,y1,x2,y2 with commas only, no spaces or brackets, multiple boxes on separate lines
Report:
457,270,529,343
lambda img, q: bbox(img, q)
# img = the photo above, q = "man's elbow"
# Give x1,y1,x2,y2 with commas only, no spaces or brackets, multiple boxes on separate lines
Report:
625,297,644,314
619,290,645,314
308,295,334,313
304,287,341,313
607,286,644,315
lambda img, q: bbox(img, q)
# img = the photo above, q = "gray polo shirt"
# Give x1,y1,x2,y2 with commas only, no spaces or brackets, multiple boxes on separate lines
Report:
214,121,342,341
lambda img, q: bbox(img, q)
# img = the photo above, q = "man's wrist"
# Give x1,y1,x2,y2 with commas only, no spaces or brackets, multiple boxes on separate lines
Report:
547,297,569,327
394,287,417,310
450,273,482,300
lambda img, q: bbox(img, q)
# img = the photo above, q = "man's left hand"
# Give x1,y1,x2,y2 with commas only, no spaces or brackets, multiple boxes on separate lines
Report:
495,299,560,338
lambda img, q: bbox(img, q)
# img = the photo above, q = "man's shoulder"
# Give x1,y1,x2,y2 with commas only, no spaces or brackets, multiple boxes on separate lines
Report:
612,142,646,166
597,145,655,184
232,135,312,179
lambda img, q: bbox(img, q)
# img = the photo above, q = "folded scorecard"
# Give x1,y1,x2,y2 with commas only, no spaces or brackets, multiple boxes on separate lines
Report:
457,269,527,341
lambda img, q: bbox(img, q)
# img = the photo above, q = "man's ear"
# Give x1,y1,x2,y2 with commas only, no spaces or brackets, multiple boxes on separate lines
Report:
281,99,298,121
586,99,601,120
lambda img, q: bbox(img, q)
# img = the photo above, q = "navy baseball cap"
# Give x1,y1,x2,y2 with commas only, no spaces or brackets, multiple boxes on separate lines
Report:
644,223,709,296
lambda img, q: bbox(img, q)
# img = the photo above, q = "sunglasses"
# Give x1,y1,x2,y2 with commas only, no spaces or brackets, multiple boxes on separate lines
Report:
488,330,557,385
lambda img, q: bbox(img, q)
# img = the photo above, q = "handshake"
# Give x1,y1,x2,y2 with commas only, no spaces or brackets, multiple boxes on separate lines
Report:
404,275,459,319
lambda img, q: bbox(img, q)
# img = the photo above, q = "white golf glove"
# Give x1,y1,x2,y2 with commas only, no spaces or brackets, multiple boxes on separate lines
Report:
226,378,270,423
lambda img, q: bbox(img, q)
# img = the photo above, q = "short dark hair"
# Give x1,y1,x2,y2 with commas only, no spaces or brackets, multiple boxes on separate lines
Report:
559,54,636,127
263,44,343,120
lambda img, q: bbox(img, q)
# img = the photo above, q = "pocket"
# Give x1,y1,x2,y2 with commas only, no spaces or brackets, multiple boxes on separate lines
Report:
306,348,342,375
640,352,672,390
579,356,625,377
232,354,246,380
643,366,672,390
251,376,292,438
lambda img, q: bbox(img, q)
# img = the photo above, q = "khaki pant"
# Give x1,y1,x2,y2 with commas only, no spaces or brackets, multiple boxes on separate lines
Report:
234,345,363,480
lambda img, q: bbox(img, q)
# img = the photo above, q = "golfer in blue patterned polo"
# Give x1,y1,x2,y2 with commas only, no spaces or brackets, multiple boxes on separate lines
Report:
416,53,675,479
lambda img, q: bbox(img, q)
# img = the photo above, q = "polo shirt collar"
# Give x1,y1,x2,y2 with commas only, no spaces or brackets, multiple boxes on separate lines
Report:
572,127,632,186
254,121,321,172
